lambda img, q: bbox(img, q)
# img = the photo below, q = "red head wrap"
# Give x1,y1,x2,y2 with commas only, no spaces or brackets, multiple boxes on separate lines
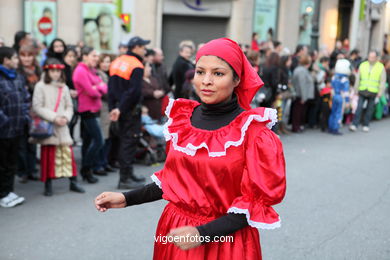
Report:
195,38,264,110
43,64,65,70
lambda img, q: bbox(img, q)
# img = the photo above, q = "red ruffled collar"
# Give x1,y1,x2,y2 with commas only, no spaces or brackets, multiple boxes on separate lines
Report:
163,99,277,157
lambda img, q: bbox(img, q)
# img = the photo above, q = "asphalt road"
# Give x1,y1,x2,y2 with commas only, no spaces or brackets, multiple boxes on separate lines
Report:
1,119,389,260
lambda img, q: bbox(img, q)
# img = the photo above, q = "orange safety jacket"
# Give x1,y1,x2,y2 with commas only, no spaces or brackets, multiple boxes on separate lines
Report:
109,55,144,80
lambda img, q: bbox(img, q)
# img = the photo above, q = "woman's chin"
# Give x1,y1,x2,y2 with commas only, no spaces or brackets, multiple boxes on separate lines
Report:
200,97,217,104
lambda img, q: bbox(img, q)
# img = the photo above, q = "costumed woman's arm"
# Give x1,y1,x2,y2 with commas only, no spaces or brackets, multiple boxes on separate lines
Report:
195,213,247,240
122,182,163,206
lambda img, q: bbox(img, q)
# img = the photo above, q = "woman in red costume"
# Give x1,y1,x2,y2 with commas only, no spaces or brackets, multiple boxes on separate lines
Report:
94,38,286,260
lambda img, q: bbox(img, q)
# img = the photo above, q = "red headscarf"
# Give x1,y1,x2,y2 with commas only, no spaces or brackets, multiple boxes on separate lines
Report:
195,38,264,110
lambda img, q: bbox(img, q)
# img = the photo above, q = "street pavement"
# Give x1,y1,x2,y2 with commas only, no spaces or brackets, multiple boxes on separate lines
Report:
1,119,390,260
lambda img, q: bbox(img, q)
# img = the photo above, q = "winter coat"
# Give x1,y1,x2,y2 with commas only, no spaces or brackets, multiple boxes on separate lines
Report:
292,65,314,102
31,81,73,146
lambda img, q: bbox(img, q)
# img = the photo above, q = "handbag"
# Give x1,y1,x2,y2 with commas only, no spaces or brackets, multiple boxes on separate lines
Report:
29,87,63,139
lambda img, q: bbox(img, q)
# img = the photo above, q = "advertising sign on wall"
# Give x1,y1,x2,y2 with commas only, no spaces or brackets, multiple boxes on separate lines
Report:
24,0,57,45
252,0,279,42
82,0,133,53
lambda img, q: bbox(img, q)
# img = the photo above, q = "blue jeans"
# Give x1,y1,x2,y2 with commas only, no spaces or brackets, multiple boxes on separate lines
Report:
81,117,104,169
94,138,111,170
352,94,376,127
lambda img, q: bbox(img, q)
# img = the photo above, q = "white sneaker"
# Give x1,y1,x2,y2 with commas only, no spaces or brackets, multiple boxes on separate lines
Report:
0,192,25,208
362,126,370,132
349,125,357,132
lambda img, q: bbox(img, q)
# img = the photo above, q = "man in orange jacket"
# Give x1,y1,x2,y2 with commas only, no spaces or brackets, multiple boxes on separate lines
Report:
108,36,150,189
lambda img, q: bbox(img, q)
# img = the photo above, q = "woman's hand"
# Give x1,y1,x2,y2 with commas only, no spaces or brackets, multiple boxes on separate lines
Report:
69,89,78,98
153,90,165,99
110,108,120,122
54,116,67,126
94,192,126,212
167,226,202,250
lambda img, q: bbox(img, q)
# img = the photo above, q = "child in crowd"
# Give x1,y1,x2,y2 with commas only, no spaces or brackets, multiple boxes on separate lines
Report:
141,106,164,139
328,59,351,135
31,58,85,196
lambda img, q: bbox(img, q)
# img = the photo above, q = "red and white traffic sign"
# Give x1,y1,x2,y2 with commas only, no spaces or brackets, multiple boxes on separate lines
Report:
37,17,53,36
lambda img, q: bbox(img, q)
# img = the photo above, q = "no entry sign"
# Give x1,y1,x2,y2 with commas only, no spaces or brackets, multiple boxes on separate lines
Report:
37,17,53,35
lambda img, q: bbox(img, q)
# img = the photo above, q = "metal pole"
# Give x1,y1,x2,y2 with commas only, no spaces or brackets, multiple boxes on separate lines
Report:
310,0,321,51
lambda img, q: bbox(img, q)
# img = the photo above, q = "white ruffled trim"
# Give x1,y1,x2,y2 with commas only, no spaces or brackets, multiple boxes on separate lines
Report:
150,174,162,189
163,98,278,157
227,207,281,230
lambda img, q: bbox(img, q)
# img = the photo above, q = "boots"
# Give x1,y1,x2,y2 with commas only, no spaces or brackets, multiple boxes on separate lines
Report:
127,167,145,182
44,179,53,196
117,167,145,189
81,167,99,184
69,177,85,193
117,179,145,189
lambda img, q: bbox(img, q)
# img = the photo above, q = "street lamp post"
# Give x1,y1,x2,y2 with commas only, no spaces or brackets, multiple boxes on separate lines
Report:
310,0,321,51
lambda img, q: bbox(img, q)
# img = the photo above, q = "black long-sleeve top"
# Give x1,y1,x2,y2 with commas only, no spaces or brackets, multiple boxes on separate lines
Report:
108,52,143,119
123,94,248,240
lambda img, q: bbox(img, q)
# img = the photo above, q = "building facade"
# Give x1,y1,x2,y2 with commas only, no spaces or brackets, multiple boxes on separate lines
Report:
0,0,389,63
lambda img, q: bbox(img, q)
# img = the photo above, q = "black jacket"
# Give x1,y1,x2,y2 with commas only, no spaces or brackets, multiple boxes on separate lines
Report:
108,52,144,120
169,56,194,99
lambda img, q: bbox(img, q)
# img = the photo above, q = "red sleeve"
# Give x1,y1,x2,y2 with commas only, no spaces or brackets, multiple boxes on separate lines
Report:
228,127,286,229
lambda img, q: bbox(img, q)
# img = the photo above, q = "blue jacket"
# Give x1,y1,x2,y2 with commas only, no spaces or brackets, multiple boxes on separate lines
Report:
0,67,30,138
331,73,349,95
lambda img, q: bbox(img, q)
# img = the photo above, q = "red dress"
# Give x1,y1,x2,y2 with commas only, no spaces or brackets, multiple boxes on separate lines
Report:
152,99,286,260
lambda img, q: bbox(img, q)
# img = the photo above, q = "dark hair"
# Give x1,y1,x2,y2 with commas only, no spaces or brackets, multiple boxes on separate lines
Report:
83,18,97,26
43,58,66,84
273,41,281,49
266,52,280,67
350,49,360,56
64,46,77,56
145,48,156,57
47,38,67,61
13,31,29,52
279,55,291,68
319,56,330,63
81,46,94,57
0,47,16,64
99,53,115,67
295,44,306,55
252,32,258,39
185,69,195,81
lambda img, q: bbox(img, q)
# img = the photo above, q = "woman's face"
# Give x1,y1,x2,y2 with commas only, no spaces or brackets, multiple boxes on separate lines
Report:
84,21,100,50
84,50,99,68
143,63,152,78
99,56,111,72
19,52,34,67
98,15,112,47
48,69,62,82
53,40,64,54
193,55,239,105
64,50,77,67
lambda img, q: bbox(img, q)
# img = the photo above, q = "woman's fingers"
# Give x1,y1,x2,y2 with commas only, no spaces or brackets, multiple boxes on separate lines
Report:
95,192,112,211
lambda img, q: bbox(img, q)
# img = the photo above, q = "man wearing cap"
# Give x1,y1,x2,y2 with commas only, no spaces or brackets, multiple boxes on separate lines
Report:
108,36,150,189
